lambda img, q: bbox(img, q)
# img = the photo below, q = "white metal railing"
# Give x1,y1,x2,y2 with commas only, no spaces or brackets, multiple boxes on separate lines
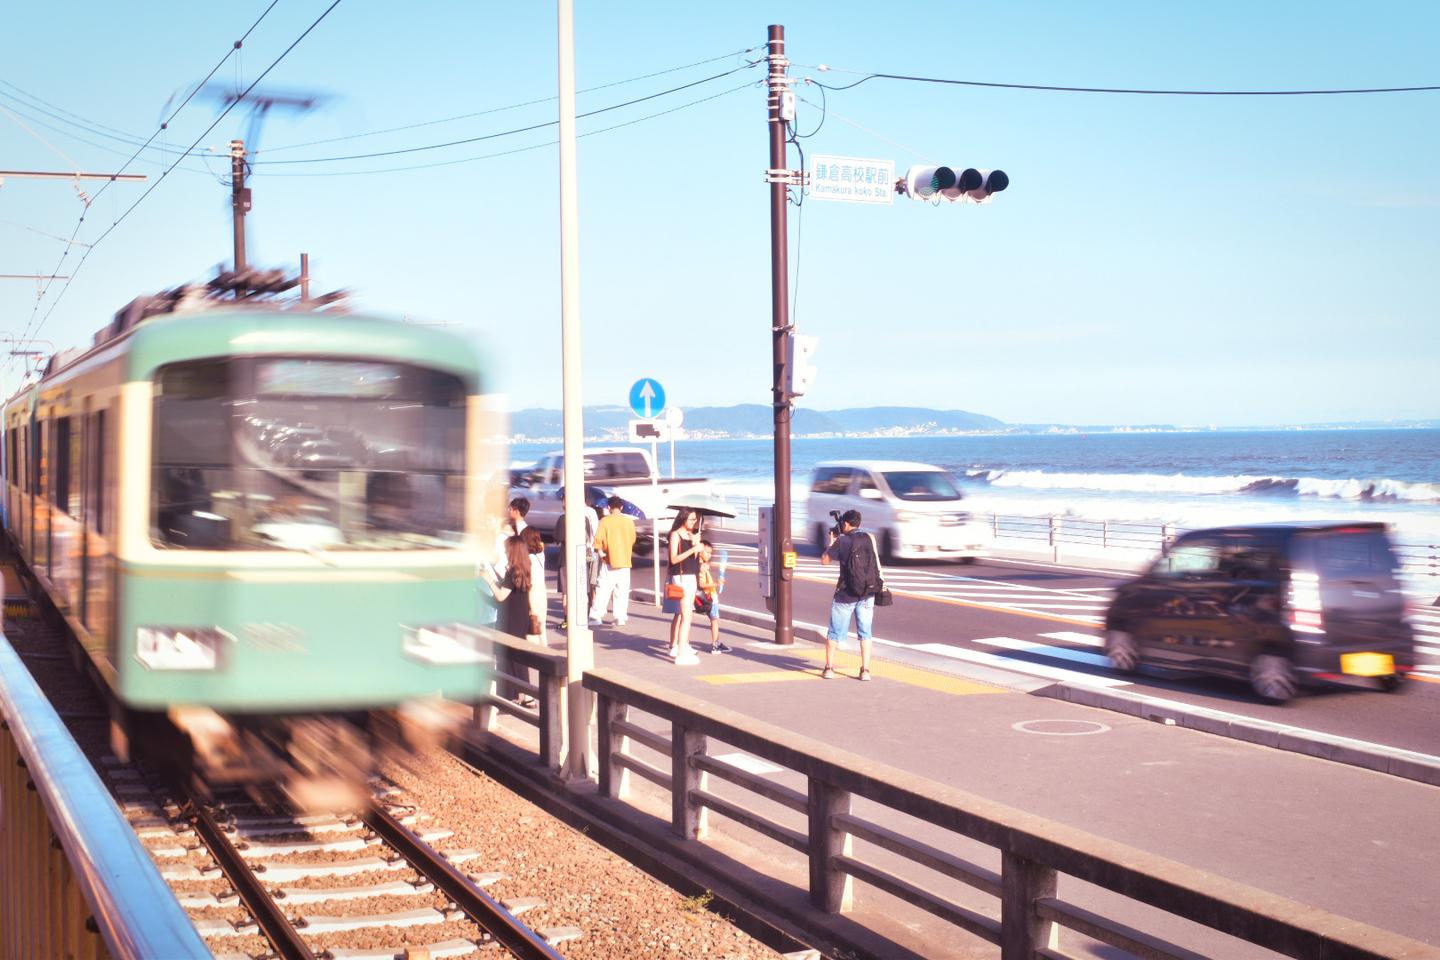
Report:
713,496,1439,588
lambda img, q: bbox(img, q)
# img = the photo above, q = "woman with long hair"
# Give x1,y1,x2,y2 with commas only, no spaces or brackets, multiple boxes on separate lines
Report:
521,526,548,646
488,534,533,639
481,534,538,705
664,507,704,664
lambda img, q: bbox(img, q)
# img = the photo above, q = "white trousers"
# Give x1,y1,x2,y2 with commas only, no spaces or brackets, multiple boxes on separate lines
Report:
590,564,631,623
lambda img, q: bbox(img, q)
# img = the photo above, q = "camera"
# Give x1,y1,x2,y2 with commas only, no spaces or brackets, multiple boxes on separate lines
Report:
828,510,845,538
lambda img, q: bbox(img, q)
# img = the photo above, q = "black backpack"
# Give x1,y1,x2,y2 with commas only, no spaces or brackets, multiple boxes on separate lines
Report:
840,532,882,598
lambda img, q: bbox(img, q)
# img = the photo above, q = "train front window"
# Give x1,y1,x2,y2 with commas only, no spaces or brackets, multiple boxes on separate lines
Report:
153,358,466,550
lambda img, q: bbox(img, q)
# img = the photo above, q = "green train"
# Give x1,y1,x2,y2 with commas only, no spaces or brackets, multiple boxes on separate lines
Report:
3,280,506,774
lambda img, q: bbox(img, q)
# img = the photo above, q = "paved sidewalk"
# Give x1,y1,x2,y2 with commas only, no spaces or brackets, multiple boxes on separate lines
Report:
575,598,1440,952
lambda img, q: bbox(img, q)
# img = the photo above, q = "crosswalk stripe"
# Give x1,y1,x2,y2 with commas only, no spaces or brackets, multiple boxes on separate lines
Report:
972,636,1115,669
1038,631,1104,647
909,642,1130,688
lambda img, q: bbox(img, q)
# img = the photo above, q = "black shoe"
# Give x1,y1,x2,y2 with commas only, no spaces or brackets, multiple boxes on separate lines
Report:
710,641,733,654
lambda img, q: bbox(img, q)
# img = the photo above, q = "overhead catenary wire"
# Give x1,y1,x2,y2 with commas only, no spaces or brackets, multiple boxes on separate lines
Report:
258,43,765,154
0,97,221,176
251,60,761,165
10,0,287,348
26,0,343,343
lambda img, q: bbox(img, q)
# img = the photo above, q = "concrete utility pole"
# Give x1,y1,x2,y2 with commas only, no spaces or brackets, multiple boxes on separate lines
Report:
230,140,251,274
766,24,796,645
557,0,594,780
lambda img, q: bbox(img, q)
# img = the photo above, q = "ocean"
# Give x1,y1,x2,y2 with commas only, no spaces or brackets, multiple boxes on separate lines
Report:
511,428,1440,547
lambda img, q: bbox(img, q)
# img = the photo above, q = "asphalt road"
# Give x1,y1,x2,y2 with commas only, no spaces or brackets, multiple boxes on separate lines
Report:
692,529,1440,758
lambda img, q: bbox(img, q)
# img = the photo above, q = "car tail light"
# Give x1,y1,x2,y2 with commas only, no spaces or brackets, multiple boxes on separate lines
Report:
1286,571,1324,635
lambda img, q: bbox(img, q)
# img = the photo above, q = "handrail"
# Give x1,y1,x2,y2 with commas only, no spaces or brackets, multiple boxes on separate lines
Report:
460,626,568,768
585,666,1440,960
0,634,210,959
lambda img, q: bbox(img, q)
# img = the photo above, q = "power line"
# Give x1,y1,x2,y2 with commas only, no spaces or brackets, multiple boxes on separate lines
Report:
11,0,286,345
258,81,757,177
803,66,1440,96
0,97,220,176
0,78,154,144
252,60,761,165
257,43,764,154
28,0,342,342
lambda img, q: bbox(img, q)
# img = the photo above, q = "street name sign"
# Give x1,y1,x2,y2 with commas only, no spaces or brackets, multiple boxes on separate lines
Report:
808,154,895,204
628,378,666,419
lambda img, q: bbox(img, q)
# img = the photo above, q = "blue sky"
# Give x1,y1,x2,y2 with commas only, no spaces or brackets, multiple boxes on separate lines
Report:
1,1,1436,427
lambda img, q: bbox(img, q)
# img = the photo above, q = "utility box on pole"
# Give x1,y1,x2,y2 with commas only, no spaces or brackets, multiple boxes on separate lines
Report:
758,506,775,613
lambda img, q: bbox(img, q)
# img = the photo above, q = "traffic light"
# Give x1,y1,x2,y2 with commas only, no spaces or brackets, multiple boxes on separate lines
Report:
786,333,819,397
901,165,1009,204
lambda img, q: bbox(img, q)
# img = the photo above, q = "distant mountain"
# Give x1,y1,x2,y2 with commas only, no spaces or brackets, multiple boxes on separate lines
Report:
820,406,1004,433
509,404,1002,440
505,406,1435,443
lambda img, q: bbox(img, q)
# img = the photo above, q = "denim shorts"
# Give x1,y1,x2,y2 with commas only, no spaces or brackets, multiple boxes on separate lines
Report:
827,596,875,642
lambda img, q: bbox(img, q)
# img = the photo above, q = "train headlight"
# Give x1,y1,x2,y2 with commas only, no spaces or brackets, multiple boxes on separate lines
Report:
135,627,230,671
401,624,492,665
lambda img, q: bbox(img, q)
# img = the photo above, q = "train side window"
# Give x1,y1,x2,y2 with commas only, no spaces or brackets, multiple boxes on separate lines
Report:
93,410,107,535
54,417,72,512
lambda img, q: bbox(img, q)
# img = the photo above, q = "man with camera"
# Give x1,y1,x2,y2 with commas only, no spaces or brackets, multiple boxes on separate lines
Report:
819,509,882,681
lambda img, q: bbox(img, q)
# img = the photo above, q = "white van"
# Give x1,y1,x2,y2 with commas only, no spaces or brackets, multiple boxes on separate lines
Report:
805,460,986,562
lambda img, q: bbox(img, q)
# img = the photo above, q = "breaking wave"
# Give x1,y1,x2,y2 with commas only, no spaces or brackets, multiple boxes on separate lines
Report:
964,469,1439,503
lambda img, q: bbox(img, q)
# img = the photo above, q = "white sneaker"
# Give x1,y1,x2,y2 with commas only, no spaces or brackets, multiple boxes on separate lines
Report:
588,619,604,627
615,620,627,626
675,651,700,666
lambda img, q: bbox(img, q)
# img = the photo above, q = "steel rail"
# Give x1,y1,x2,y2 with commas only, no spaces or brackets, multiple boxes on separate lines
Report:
182,793,316,960
362,802,566,960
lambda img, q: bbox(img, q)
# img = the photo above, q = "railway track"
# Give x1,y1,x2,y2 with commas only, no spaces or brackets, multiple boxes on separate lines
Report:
144,775,575,959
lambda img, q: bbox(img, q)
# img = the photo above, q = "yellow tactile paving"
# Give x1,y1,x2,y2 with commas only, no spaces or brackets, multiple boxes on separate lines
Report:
697,647,1006,696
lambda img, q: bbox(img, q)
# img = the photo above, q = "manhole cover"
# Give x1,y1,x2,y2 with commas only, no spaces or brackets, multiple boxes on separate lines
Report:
1011,719,1111,737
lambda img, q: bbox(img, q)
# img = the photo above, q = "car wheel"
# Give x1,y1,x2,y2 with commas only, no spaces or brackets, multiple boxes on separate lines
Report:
1379,674,1406,693
814,523,827,552
1105,629,1141,673
881,530,896,562
1250,654,1298,704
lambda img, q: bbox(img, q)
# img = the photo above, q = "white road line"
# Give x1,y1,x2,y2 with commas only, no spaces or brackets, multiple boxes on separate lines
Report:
910,642,1130,688
923,589,1108,601
1038,631,1105,647
972,636,1114,669
1415,644,1440,657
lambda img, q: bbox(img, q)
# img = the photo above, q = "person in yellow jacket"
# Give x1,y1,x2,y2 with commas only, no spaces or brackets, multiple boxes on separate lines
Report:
588,496,638,627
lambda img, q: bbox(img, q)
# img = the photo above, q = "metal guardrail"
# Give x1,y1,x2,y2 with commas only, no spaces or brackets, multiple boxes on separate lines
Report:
717,496,1440,586
584,667,1440,960
0,634,210,959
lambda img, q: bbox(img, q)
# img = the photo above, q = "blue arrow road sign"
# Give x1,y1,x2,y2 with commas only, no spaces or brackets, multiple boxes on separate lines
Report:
628,378,666,419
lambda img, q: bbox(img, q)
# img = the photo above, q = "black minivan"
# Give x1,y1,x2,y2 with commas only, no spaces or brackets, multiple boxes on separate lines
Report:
1104,522,1415,703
